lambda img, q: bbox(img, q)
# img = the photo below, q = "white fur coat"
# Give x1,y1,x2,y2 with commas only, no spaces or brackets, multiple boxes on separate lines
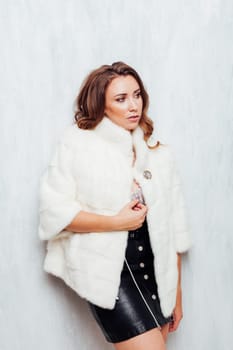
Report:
38,117,192,317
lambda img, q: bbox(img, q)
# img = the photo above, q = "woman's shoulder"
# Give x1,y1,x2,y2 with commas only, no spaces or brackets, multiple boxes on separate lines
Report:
58,122,93,147
150,141,176,164
145,132,174,159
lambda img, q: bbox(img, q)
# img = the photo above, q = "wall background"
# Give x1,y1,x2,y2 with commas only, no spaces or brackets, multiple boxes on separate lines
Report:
0,1,232,349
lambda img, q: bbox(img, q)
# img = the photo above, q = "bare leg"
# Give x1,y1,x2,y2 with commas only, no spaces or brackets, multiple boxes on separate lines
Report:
113,327,166,350
161,323,170,343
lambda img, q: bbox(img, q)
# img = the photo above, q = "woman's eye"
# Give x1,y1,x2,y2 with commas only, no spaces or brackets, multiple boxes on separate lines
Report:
116,92,141,102
135,92,141,98
116,97,125,102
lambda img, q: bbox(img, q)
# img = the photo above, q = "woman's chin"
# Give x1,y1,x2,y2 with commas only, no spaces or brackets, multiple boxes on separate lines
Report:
125,123,140,131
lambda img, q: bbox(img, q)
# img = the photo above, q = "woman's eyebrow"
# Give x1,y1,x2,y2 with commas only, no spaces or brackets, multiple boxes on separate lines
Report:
114,88,141,98
114,93,127,97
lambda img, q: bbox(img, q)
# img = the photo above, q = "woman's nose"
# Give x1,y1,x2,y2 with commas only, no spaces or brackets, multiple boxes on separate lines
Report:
128,98,137,110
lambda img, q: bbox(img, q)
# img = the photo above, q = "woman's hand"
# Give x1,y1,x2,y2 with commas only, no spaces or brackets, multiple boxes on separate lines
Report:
169,286,183,332
113,199,148,231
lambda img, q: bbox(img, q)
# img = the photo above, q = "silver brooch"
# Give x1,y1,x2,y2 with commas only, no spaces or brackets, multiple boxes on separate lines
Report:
143,170,152,179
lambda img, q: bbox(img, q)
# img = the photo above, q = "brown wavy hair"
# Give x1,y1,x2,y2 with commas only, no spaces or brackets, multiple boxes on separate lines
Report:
74,61,160,148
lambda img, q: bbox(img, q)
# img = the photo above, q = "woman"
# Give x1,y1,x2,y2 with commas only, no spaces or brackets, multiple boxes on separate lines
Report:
38,61,191,350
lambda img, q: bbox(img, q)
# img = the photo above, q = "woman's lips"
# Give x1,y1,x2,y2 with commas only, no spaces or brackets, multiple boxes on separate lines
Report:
128,115,140,122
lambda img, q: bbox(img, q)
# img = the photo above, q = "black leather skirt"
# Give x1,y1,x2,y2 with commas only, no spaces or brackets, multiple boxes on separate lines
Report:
88,219,173,343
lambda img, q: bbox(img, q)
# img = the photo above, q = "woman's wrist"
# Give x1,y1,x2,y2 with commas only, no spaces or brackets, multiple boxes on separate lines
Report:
110,214,122,231
102,214,120,231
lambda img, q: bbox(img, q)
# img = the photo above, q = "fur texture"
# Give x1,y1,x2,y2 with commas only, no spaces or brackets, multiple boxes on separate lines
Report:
38,117,192,317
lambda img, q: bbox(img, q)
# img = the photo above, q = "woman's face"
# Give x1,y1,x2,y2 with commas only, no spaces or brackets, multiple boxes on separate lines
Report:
104,75,143,131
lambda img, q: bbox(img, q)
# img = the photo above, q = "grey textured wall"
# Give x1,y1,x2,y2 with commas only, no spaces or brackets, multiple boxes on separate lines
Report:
0,1,232,349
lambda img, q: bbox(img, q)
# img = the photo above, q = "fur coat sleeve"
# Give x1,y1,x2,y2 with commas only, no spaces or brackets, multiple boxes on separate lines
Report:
169,148,191,253
38,139,82,241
